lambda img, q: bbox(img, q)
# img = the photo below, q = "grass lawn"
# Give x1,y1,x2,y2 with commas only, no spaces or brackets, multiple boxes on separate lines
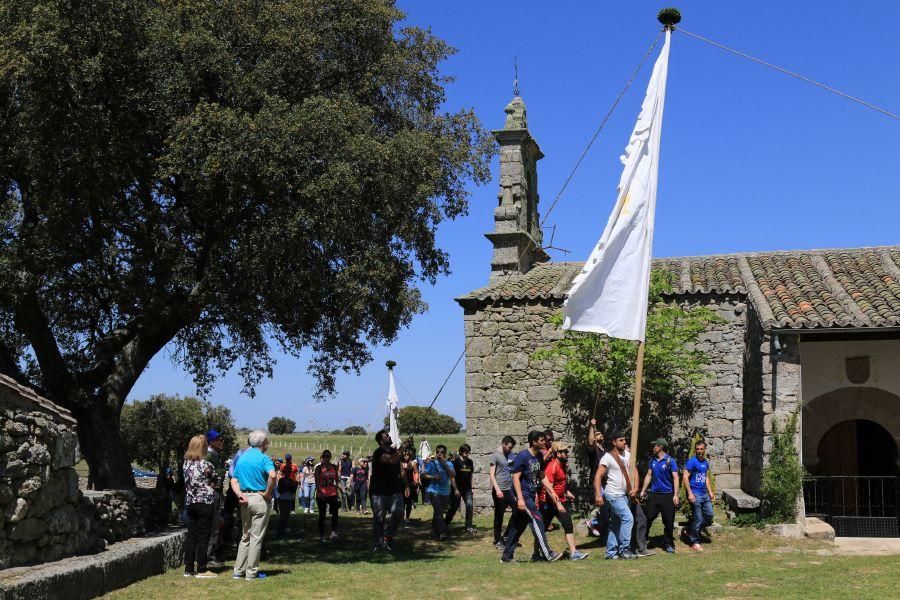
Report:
107,504,897,599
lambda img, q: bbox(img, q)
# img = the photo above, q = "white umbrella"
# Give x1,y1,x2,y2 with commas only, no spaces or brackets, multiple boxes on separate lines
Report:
386,362,400,448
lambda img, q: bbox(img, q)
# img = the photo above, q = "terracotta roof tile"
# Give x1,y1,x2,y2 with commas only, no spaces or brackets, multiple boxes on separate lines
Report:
456,245,900,331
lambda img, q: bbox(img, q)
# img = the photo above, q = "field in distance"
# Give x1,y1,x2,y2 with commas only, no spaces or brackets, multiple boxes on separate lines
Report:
265,432,467,460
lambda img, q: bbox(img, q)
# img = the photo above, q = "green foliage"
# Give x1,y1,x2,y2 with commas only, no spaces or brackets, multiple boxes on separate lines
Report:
267,416,297,435
0,0,492,486
343,425,367,436
760,410,805,522
536,269,722,463
121,394,237,473
384,405,462,434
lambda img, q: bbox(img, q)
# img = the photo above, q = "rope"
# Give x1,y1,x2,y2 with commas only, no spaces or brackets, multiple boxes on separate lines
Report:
677,27,899,121
413,30,667,419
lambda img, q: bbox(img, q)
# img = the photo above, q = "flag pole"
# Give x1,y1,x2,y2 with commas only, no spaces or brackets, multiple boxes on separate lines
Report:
629,341,645,483
628,7,679,480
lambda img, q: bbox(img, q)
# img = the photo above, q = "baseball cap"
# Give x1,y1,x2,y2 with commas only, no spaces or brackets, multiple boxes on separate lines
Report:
651,438,668,448
206,430,221,442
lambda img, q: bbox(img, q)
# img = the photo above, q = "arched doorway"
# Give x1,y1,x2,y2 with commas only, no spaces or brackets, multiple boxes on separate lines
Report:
816,419,898,477
803,389,900,537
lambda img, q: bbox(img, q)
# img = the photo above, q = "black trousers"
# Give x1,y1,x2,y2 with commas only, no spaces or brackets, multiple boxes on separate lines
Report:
429,494,450,539
317,496,339,537
541,501,574,534
183,502,214,572
645,492,677,547
493,489,514,543
276,498,294,536
630,498,648,552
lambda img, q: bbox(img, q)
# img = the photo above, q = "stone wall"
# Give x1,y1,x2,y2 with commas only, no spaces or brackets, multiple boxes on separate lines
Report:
464,299,569,510
83,488,171,545
463,292,779,509
741,306,802,496
0,375,173,570
0,376,98,567
677,293,748,491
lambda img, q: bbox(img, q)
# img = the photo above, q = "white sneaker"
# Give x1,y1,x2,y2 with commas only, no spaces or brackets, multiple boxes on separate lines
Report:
330,531,338,540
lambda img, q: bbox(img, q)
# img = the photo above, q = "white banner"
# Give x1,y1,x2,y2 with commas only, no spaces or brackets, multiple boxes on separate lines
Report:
563,29,671,342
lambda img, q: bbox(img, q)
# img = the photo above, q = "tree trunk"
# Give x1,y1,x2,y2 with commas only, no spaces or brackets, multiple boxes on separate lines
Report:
72,402,136,490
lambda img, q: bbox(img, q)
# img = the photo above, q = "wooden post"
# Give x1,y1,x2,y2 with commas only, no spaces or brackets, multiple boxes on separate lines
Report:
629,341,645,483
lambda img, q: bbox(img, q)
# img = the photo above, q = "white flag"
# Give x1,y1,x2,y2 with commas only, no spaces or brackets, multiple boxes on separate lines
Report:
563,29,671,342
387,369,401,448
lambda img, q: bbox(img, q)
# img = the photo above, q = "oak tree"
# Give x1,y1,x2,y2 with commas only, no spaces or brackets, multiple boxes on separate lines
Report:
0,0,492,488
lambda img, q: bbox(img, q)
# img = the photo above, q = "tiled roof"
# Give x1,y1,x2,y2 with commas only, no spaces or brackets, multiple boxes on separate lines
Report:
456,246,900,331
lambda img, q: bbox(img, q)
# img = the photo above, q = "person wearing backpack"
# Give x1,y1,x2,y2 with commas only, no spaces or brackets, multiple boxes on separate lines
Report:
639,439,680,554
275,454,299,537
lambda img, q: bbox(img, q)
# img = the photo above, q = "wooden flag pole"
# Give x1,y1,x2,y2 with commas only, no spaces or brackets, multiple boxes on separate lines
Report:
629,340,645,483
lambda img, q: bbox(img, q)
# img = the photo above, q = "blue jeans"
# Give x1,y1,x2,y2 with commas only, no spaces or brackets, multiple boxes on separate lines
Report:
300,482,315,510
688,492,714,544
606,494,633,558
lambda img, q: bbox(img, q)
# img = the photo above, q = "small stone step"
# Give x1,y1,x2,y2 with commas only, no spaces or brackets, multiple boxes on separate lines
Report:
721,488,760,512
804,517,835,542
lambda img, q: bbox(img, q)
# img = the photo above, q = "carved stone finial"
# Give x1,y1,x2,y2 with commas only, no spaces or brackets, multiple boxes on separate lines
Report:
504,96,527,130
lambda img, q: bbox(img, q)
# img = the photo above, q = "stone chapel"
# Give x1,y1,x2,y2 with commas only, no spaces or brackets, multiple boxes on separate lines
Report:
456,93,900,537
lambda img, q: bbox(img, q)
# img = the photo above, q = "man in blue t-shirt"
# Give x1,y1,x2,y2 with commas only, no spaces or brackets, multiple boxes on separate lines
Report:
421,445,458,541
682,439,714,551
500,430,563,563
639,438,680,553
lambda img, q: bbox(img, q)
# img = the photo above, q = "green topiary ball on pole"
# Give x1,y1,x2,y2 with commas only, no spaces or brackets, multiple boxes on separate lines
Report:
657,7,682,29
386,360,396,370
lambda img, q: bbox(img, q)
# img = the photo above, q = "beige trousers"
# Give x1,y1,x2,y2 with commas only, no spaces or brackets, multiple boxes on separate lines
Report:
233,493,271,578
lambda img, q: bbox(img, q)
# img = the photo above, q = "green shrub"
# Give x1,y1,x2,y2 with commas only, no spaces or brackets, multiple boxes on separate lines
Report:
759,410,805,522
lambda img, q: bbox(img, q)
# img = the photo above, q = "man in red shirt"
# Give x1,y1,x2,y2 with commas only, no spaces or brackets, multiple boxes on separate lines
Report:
541,442,588,560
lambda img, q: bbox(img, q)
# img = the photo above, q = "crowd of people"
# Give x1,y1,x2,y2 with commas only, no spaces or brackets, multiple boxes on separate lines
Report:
174,421,715,578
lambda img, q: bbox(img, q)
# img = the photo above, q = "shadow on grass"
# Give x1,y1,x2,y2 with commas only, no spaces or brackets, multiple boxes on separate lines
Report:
248,510,467,566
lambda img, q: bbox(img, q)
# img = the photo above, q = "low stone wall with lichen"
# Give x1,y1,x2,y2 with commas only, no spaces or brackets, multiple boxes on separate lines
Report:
0,375,173,570
0,375,99,567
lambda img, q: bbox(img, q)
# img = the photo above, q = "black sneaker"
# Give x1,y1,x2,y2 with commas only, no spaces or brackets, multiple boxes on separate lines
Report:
619,550,638,560
547,551,563,562
605,554,619,560
500,556,514,564
530,553,542,562
383,538,393,552
494,541,505,550
636,549,656,557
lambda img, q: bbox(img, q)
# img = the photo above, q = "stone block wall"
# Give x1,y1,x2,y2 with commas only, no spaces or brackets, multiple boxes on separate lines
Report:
83,488,171,544
0,376,98,567
741,305,802,496
0,375,173,570
677,294,749,491
464,299,570,510
462,291,789,509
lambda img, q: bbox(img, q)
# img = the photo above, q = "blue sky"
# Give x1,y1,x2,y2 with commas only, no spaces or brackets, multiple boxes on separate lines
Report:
130,1,900,430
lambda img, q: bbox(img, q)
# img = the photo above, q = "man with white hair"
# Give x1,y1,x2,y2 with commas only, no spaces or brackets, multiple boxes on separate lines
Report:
230,430,276,580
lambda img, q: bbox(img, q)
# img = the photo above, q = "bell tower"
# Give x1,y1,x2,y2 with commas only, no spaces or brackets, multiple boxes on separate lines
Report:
486,88,549,280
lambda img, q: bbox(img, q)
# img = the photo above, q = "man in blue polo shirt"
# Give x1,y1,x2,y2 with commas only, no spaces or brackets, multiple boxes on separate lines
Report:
682,439,714,552
230,429,276,580
639,438,680,553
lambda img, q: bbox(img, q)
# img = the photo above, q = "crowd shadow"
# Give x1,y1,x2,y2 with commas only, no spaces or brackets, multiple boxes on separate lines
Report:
239,507,469,566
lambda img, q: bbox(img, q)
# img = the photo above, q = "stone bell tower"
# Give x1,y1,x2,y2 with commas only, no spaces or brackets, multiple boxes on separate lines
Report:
486,89,549,280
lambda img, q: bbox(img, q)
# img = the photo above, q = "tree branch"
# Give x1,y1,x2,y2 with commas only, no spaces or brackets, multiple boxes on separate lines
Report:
13,291,81,408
